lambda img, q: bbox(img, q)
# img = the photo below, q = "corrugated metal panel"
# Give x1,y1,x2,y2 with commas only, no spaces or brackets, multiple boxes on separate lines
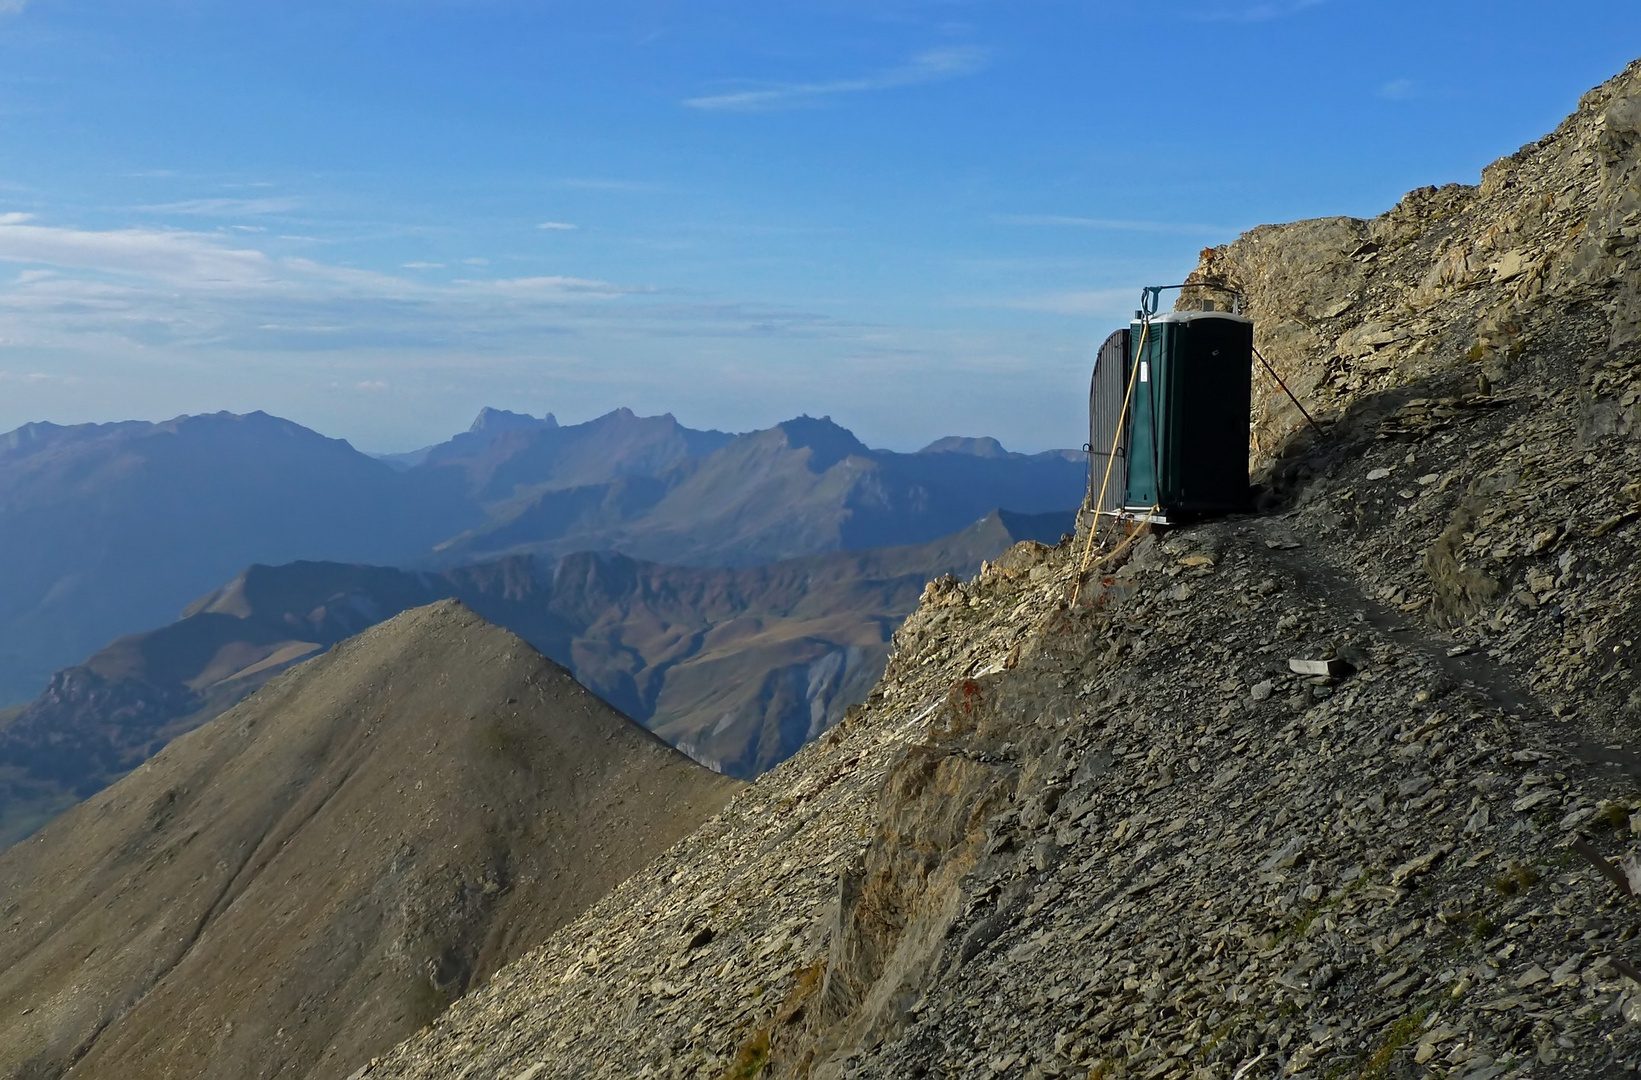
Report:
1087,328,1129,514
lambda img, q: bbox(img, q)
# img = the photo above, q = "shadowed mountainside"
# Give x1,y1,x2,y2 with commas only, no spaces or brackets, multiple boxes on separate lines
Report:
0,601,740,1080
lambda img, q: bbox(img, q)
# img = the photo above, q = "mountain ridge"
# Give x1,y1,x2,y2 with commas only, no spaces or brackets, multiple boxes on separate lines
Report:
0,600,741,1080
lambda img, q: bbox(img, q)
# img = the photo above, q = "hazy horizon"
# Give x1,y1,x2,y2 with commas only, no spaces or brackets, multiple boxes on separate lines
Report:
0,402,1087,458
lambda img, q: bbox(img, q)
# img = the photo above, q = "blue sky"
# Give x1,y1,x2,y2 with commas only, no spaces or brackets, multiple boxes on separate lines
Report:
0,1,1635,453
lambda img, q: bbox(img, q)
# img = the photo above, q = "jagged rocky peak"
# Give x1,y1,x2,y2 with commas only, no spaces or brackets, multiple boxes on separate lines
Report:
468,406,558,434
358,58,1641,1079
0,599,740,1080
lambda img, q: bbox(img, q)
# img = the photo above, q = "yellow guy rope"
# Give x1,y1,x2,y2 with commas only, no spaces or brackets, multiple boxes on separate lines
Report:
1070,318,1151,606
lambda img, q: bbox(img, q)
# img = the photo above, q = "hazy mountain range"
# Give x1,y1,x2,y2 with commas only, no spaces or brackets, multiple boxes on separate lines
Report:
0,509,1070,848
0,407,1084,706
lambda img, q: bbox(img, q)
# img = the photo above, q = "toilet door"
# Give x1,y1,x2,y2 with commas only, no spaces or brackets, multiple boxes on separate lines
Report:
1087,328,1130,514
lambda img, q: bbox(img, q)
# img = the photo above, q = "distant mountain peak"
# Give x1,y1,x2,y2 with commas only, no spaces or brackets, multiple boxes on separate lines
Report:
469,407,558,434
0,420,69,454
584,407,690,430
774,415,870,472
919,435,1010,458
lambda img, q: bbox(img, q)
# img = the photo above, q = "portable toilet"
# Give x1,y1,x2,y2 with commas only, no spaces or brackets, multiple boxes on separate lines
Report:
1087,285,1253,523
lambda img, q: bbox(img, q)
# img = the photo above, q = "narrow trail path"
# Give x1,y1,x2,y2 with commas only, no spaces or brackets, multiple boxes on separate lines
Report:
1240,515,1641,789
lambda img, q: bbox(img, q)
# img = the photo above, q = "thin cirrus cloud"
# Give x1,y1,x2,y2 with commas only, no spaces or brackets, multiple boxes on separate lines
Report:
136,197,302,217
0,0,24,15
997,288,1136,318
537,221,578,231
0,214,844,356
996,214,1236,237
1378,78,1417,100
683,46,989,113
0,215,618,309
556,178,665,193
1193,0,1323,21
473,275,637,300
0,216,278,286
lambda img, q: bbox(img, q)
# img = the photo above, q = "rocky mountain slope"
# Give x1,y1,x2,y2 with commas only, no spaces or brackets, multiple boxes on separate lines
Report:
559,510,1071,775
354,59,1641,1080
0,510,1071,848
0,601,740,1080
0,406,1080,708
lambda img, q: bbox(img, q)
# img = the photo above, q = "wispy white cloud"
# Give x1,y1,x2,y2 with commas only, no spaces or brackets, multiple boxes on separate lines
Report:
471,275,639,300
1194,0,1323,21
684,46,989,112
0,216,844,358
401,261,444,270
996,214,1235,236
994,288,1136,318
0,0,26,15
1378,78,1417,100
138,197,300,217
0,218,277,285
537,221,578,231
557,178,666,193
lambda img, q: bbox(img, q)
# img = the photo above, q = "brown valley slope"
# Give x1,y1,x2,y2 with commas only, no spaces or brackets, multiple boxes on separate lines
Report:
0,510,1067,848
0,600,740,1080
357,59,1641,1079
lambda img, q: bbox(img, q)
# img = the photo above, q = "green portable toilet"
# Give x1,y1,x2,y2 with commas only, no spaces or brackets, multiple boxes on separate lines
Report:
1124,307,1253,519
1086,285,1253,523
